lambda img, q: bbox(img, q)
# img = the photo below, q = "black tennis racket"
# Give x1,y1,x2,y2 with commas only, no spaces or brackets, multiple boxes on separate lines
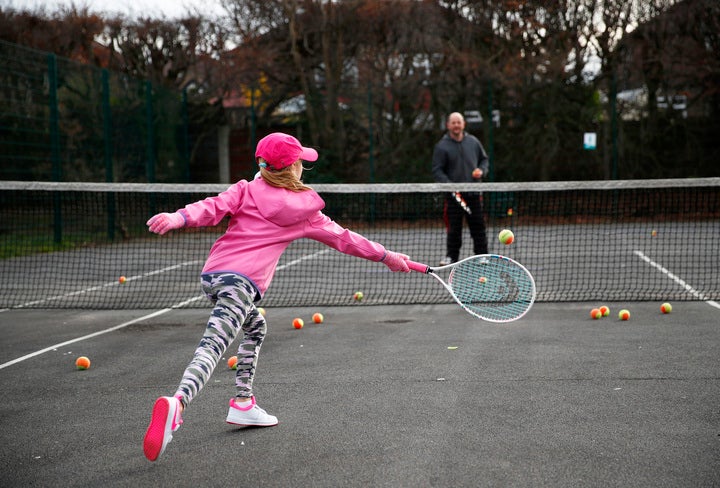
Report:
407,254,536,322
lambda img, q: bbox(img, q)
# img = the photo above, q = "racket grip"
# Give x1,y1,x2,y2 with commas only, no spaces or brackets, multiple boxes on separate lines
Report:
406,260,430,274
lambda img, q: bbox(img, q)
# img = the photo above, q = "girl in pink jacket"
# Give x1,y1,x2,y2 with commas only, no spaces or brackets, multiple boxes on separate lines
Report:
142,132,411,462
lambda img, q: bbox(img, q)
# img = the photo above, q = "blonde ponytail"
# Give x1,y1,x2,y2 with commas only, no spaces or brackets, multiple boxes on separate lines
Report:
257,158,312,192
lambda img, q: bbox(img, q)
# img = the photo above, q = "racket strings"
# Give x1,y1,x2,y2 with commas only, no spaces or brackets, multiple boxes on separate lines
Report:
447,256,535,322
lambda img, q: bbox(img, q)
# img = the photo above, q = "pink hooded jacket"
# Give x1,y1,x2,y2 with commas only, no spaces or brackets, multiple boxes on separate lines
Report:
178,177,386,299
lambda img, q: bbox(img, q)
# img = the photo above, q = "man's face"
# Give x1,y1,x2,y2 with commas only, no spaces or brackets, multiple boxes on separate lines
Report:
447,115,465,137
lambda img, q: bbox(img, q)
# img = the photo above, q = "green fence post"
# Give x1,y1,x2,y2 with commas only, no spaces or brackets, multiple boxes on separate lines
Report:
145,80,156,183
48,53,62,244
250,86,256,154
102,68,116,240
367,82,375,224
610,73,618,180
487,79,494,183
182,88,190,182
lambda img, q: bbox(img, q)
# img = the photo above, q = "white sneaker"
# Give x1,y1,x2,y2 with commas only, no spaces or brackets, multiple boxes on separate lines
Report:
143,396,183,461
439,256,455,266
226,397,278,427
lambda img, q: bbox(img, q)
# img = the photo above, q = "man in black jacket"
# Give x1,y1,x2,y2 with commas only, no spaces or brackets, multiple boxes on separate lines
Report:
432,112,489,265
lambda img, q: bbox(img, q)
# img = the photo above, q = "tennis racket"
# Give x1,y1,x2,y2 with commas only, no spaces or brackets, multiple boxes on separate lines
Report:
407,254,536,322
452,191,472,214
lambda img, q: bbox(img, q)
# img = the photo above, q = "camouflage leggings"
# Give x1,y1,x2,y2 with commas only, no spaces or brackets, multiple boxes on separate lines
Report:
174,273,267,408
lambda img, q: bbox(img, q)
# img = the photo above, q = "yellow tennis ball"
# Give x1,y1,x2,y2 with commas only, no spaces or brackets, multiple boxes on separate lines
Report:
75,356,91,370
498,229,514,245
618,309,630,321
599,305,610,317
118,276,126,284
257,307,266,316
660,302,672,314
590,308,602,319
312,312,324,324
292,318,304,329
353,291,364,302
227,355,238,370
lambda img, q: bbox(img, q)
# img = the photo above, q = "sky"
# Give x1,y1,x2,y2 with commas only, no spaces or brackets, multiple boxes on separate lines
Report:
7,0,226,19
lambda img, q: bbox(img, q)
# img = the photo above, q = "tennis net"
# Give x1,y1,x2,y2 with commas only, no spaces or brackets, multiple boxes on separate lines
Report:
1,179,718,309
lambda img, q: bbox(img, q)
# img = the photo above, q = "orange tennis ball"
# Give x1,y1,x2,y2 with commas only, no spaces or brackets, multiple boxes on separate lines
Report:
312,313,324,324
227,355,238,370
590,308,602,320
507,208,513,216
75,356,91,370
293,318,304,329
119,276,126,284
498,229,514,245
599,305,610,317
479,276,487,284
660,302,672,314
618,309,630,321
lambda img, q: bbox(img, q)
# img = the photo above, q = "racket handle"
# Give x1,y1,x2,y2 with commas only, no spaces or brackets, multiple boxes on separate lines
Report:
406,260,430,274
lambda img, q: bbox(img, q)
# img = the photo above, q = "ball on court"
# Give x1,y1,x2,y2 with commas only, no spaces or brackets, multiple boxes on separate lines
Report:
660,302,672,314
312,312,324,324
75,356,91,370
353,291,364,302
118,276,126,284
227,355,238,370
618,309,630,321
258,307,266,316
590,308,602,320
292,318,304,329
498,229,514,245
599,305,610,317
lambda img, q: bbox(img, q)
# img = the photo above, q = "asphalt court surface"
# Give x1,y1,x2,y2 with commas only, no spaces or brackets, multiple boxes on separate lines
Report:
1,301,718,487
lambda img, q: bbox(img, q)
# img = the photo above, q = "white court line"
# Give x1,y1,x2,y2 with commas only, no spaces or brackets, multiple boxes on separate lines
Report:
0,295,203,371
634,250,720,310
0,250,331,369
1,260,203,311
276,249,331,271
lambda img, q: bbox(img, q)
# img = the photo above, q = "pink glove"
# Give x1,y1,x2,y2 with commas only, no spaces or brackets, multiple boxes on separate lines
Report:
382,251,410,273
146,212,185,235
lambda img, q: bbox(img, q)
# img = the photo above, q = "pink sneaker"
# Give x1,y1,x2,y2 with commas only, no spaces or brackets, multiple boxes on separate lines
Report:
226,397,278,427
143,396,183,461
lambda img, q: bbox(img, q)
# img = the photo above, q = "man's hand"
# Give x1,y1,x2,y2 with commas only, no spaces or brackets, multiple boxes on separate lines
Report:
472,168,483,179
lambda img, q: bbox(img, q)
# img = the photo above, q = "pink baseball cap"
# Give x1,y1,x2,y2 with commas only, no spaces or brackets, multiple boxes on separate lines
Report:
255,132,318,170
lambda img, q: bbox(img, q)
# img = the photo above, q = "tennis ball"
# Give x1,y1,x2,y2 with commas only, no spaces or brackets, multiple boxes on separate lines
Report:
312,312,324,324
660,302,672,314
618,309,630,321
119,276,126,284
498,229,514,245
507,208,513,216
258,307,266,316
227,355,238,370
479,276,487,284
590,308,602,320
292,318,304,329
599,305,610,317
75,356,91,370
353,291,364,302
651,230,657,237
